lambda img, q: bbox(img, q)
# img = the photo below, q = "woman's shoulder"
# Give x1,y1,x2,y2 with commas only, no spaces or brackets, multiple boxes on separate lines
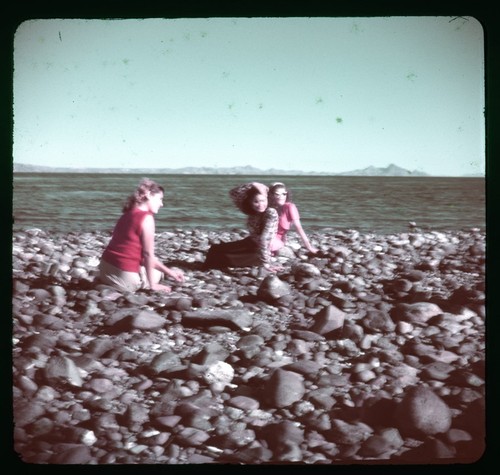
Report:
283,201,300,219
131,208,153,219
265,207,279,218
283,201,299,213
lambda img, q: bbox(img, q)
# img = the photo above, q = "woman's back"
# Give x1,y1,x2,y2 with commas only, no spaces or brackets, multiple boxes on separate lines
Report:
102,208,151,272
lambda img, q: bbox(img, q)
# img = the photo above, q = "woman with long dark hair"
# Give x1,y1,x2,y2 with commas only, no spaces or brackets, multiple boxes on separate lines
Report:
203,182,281,273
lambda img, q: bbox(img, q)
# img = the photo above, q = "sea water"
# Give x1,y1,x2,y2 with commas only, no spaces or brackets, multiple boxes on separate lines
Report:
12,173,485,234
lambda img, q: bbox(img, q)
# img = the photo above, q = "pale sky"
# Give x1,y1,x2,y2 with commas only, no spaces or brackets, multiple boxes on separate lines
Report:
13,16,485,176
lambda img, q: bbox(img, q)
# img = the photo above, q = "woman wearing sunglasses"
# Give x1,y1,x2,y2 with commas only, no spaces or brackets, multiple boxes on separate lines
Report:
268,182,318,255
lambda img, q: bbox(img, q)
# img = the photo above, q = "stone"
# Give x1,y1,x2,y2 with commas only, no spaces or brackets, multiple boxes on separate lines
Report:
131,310,166,330
310,305,346,335
395,385,452,436
257,275,292,301
266,369,306,408
44,355,83,387
11,228,485,465
391,302,443,324
183,309,253,331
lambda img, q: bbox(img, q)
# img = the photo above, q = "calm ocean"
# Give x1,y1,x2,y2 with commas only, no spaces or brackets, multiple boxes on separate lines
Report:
12,173,485,235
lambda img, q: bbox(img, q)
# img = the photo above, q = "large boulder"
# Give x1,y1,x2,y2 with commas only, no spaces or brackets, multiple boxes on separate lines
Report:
391,302,443,325
265,369,305,408
257,275,292,302
395,385,452,436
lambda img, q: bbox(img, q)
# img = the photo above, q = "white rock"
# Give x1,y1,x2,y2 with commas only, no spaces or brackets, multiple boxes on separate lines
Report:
203,361,235,389
81,430,97,446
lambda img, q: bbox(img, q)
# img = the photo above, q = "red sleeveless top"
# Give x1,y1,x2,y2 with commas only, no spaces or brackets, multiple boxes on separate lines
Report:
102,208,151,272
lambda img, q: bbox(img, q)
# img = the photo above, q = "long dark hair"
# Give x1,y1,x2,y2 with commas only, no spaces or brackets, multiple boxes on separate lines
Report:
241,185,266,215
123,178,164,212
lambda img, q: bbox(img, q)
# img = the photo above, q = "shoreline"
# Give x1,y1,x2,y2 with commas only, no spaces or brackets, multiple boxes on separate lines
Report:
12,223,487,237
12,227,485,464
11,224,487,239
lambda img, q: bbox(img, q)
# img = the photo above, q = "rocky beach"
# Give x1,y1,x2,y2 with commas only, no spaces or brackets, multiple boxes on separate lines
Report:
11,226,486,465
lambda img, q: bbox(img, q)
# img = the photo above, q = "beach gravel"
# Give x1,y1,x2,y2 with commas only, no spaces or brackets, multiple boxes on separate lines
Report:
11,227,485,465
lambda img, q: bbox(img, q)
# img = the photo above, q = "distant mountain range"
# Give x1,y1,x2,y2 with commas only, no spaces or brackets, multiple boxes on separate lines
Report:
336,163,429,177
13,162,436,176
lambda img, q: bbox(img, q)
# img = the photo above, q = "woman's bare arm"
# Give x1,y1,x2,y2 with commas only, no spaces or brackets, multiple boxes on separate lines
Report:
292,218,318,253
141,215,184,291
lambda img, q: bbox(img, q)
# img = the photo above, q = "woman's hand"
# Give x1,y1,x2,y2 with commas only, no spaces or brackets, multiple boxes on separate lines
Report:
150,283,172,293
264,263,284,273
166,268,185,283
258,263,284,278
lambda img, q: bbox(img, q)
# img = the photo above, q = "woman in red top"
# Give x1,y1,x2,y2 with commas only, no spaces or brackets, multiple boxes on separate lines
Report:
268,182,318,255
98,178,184,292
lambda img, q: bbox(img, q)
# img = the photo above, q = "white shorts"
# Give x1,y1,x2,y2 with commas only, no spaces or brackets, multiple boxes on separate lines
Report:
98,260,162,292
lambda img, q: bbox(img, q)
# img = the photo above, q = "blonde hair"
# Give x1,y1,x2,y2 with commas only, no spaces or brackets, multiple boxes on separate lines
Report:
123,178,164,212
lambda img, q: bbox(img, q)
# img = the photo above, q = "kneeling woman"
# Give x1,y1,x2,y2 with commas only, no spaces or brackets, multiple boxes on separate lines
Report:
98,178,184,293
204,182,281,273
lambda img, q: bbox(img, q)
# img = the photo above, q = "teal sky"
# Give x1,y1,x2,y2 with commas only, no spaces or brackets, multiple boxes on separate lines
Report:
13,16,485,176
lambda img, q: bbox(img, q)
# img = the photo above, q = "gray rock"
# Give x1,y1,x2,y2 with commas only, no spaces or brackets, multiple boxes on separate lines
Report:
51,444,93,464
309,305,346,335
123,402,150,428
227,395,260,411
327,419,373,445
28,288,52,302
422,361,456,381
224,444,274,463
358,427,404,457
392,302,443,324
183,309,253,331
257,275,292,301
283,359,323,377
131,310,166,330
395,385,452,436
266,369,306,408
44,355,83,387
87,377,114,393
276,246,296,258
175,427,211,446
236,334,265,359
191,341,230,365
149,351,183,375
291,262,321,282
262,420,305,449
362,309,396,333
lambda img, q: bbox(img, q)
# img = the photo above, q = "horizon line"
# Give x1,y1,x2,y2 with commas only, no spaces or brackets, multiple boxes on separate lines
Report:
12,162,484,178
